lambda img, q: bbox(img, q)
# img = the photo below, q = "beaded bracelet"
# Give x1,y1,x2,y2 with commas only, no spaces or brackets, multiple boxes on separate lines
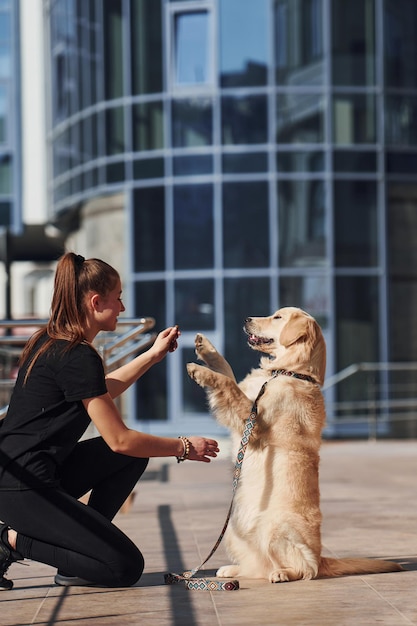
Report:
177,436,190,463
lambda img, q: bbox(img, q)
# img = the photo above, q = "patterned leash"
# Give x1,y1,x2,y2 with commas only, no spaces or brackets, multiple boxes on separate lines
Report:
164,371,277,591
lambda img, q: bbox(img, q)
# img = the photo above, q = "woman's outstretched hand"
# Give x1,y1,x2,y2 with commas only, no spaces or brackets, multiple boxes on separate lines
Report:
150,326,181,362
187,437,219,463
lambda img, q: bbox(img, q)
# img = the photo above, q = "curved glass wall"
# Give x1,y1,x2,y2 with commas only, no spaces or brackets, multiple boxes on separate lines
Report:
46,0,417,437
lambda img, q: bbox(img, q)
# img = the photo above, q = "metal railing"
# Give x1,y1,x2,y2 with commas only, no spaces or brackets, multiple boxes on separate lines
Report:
323,362,417,439
0,317,156,419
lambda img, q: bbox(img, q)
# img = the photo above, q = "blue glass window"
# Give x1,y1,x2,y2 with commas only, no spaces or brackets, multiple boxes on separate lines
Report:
173,11,211,86
219,0,268,87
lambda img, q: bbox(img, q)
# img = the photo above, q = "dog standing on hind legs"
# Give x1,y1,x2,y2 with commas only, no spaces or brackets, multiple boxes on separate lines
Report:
186,307,403,583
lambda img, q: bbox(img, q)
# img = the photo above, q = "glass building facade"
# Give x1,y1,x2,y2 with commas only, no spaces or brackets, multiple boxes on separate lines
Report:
45,0,417,437
0,0,21,231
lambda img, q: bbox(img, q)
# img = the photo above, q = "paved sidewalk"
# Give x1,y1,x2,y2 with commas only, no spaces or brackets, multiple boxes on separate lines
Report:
2,440,417,626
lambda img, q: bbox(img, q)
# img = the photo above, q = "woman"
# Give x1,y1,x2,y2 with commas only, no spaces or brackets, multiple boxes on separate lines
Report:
0,252,218,590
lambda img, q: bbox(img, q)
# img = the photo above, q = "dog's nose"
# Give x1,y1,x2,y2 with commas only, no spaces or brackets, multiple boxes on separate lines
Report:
245,317,252,323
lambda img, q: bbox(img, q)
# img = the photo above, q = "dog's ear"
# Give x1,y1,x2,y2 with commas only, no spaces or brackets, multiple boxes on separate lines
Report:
279,314,313,347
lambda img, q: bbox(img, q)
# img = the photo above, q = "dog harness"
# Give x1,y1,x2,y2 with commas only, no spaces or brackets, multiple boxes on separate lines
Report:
164,371,278,591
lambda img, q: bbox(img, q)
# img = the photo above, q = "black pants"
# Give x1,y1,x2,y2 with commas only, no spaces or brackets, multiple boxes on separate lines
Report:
0,437,149,587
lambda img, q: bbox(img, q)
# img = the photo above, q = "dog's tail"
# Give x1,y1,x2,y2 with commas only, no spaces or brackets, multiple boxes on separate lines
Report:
318,556,403,578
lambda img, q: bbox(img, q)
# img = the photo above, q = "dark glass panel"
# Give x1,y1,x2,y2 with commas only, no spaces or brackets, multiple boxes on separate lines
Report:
276,93,324,144
278,179,326,267
335,275,379,402
222,152,268,174
385,95,417,146
174,11,210,86
172,98,213,147
105,107,125,155
132,101,164,151
219,0,268,87
333,94,376,144
0,154,12,194
384,0,417,89
131,0,163,94
134,280,167,421
174,184,213,269
223,182,269,268
173,155,213,176
331,0,376,86
277,151,324,172
334,180,377,267
386,152,417,175
133,187,165,272
106,161,125,183
103,0,123,99
224,277,270,381
0,200,10,225
133,158,164,180
333,150,377,172
222,95,267,145
274,0,324,86
174,279,215,330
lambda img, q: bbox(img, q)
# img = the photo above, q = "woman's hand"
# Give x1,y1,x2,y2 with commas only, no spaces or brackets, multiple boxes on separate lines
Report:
187,436,219,463
150,326,181,362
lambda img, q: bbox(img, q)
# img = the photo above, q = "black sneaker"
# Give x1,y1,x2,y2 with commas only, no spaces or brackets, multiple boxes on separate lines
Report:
54,572,99,587
0,523,22,590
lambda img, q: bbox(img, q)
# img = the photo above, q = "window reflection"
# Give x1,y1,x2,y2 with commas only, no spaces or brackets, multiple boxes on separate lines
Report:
275,0,324,86
174,184,213,269
333,94,376,144
223,182,269,268
132,101,164,151
331,0,375,86
103,0,123,99
278,180,326,267
173,11,210,86
276,93,324,143
385,95,417,146
172,98,212,147
334,180,377,267
174,279,215,331
279,276,329,329
219,0,268,87
105,106,125,155
277,151,324,172
131,0,163,94
222,95,267,145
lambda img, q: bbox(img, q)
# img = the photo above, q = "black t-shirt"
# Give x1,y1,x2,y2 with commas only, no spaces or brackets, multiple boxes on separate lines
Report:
0,337,107,490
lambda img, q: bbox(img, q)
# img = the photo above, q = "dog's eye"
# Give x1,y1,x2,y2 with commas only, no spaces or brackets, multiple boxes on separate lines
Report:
273,315,282,319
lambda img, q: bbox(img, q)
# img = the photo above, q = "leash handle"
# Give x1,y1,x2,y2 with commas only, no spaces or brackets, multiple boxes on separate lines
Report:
164,376,273,591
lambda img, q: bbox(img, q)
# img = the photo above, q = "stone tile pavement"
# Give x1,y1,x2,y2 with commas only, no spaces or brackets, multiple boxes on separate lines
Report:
2,440,417,626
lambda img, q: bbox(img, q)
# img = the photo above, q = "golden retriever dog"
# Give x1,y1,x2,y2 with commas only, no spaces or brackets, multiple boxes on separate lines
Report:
187,307,402,582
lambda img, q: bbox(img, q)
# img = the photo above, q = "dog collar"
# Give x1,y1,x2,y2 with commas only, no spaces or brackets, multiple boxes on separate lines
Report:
272,369,318,385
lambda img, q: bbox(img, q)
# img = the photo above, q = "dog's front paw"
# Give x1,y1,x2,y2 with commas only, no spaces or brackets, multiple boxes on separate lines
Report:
186,362,211,388
216,565,240,578
270,569,290,583
195,333,219,363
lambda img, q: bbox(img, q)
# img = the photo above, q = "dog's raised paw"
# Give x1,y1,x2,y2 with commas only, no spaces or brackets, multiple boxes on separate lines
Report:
216,565,240,578
186,362,209,387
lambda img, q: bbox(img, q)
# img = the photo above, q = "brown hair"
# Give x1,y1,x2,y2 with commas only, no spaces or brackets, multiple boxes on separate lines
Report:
20,252,120,380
